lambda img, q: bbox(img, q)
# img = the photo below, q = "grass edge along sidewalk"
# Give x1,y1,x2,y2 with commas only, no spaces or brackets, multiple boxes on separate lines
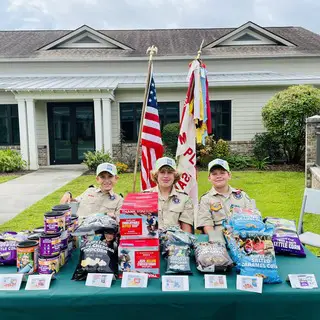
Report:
0,175,18,184
0,171,318,254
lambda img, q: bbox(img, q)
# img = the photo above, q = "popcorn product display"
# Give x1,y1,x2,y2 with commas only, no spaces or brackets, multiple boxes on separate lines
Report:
118,238,160,278
195,241,233,273
264,217,306,257
72,240,118,281
119,193,158,239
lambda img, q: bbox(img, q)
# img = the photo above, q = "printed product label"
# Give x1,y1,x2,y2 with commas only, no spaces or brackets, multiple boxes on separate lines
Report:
40,237,61,256
44,216,65,234
135,251,159,269
120,218,142,236
38,256,60,275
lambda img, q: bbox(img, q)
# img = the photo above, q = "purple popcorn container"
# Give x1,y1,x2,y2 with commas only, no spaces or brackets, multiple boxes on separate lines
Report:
0,241,17,265
39,233,61,257
52,204,72,225
44,211,65,234
38,255,60,275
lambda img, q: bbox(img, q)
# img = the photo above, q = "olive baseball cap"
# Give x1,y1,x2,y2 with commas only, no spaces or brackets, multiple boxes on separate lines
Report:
208,158,230,173
155,157,177,171
96,163,117,176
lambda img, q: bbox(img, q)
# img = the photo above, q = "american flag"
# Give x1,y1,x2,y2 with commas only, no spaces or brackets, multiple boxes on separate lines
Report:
140,74,163,190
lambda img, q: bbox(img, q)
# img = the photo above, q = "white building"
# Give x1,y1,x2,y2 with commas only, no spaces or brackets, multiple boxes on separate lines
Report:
1,21,320,169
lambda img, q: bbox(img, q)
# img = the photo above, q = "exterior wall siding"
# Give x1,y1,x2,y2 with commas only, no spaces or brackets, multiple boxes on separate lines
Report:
0,91,16,103
1,57,320,76
113,86,287,144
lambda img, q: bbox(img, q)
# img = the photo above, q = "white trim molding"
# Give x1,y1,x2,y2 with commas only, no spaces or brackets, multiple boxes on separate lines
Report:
38,25,133,51
204,21,296,48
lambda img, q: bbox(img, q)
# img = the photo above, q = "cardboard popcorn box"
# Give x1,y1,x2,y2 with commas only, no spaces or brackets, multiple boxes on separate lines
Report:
120,192,158,239
118,238,160,278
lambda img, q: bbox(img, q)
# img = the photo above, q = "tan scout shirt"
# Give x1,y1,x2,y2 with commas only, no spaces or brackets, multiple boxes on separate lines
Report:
146,186,194,229
197,186,252,229
75,187,123,220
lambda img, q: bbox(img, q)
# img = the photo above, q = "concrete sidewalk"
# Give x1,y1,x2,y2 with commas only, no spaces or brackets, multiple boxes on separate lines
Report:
0,164,87,224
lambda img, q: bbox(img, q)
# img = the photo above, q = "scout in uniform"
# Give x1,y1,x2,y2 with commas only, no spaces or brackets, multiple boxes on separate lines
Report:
146,157,194,233
197,158,252,235
60,162,123,220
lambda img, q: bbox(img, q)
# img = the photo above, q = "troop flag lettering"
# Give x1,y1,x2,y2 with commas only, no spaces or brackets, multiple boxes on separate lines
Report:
175,59,212,222
141,73,164,190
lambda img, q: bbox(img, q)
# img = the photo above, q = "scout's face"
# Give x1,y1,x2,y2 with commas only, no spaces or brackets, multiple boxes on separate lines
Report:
96,172,118,192
208,167,231,189
157,167,175,188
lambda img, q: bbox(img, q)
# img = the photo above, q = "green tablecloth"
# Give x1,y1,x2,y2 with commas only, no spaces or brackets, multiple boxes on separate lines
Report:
1,238,320,320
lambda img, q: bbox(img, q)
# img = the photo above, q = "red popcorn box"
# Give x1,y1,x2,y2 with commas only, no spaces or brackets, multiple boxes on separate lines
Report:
118,238,160,278
120,192,158,239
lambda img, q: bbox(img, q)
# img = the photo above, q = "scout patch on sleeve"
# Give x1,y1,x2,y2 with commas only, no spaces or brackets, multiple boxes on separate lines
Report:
233,192,243,200
210,202,222,212
172,196,180,204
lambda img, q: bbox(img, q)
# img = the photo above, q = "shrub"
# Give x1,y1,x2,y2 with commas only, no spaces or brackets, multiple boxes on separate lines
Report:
0,149,26,172
213,139,230,159
251,157,270,170
262,85,320,164
196,136,230,168
163,145,175,159
162,123,180,155
83,150,113,171
252,132,284,163
225,154,252,170
115,162,128,174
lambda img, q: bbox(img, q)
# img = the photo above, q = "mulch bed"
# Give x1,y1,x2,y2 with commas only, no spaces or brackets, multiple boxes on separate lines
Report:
0,170,34,176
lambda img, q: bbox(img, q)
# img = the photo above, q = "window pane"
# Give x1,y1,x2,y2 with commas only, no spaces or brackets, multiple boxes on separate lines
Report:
11,117,20,145
11,105,18,117
0,106,7,117
11,105,19,145
210,100,231,140
158,102,179,131
120,103,142,142
0,117,9,144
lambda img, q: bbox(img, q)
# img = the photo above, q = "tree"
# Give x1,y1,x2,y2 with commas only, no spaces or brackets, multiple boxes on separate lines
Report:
262,85,320,164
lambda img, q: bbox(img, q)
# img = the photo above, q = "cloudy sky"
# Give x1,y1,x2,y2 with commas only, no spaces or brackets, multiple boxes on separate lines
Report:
1,0,319,33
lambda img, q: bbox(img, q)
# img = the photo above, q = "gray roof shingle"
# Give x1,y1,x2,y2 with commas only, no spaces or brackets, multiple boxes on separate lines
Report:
0,26,320,60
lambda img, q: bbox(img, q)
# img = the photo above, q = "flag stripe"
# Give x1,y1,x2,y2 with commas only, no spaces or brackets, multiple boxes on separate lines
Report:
142,125,161,137
142,119,161,130
140,73,163,191
144,112,160,122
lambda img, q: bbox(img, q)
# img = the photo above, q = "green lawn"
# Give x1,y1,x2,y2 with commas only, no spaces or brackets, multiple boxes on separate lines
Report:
0,175,18,183
0,171,318,254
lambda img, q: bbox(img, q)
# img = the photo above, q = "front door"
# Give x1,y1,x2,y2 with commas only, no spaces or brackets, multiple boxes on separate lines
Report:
48,102,95,164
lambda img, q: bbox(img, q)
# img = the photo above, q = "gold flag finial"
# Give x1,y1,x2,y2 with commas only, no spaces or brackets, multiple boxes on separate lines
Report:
146,45,158,61
196,39,205,60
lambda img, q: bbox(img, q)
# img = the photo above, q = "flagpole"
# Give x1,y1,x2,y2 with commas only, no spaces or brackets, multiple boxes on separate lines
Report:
132,45,158,193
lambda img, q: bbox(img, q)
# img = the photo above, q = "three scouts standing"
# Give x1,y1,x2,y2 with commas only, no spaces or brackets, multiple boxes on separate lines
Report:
61,157,252,237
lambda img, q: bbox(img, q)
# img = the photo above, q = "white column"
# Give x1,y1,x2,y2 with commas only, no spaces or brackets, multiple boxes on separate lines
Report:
102,98,112,154
17,99,29,167
93,98,103,152
25,98,39,170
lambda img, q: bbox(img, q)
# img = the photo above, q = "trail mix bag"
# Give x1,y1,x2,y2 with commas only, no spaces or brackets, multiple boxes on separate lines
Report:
228,208,265,237
160,227,196,275
72,214,118,236
72,240,118,281
264,217,306,257
236,229,281,284
194,241,233,273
